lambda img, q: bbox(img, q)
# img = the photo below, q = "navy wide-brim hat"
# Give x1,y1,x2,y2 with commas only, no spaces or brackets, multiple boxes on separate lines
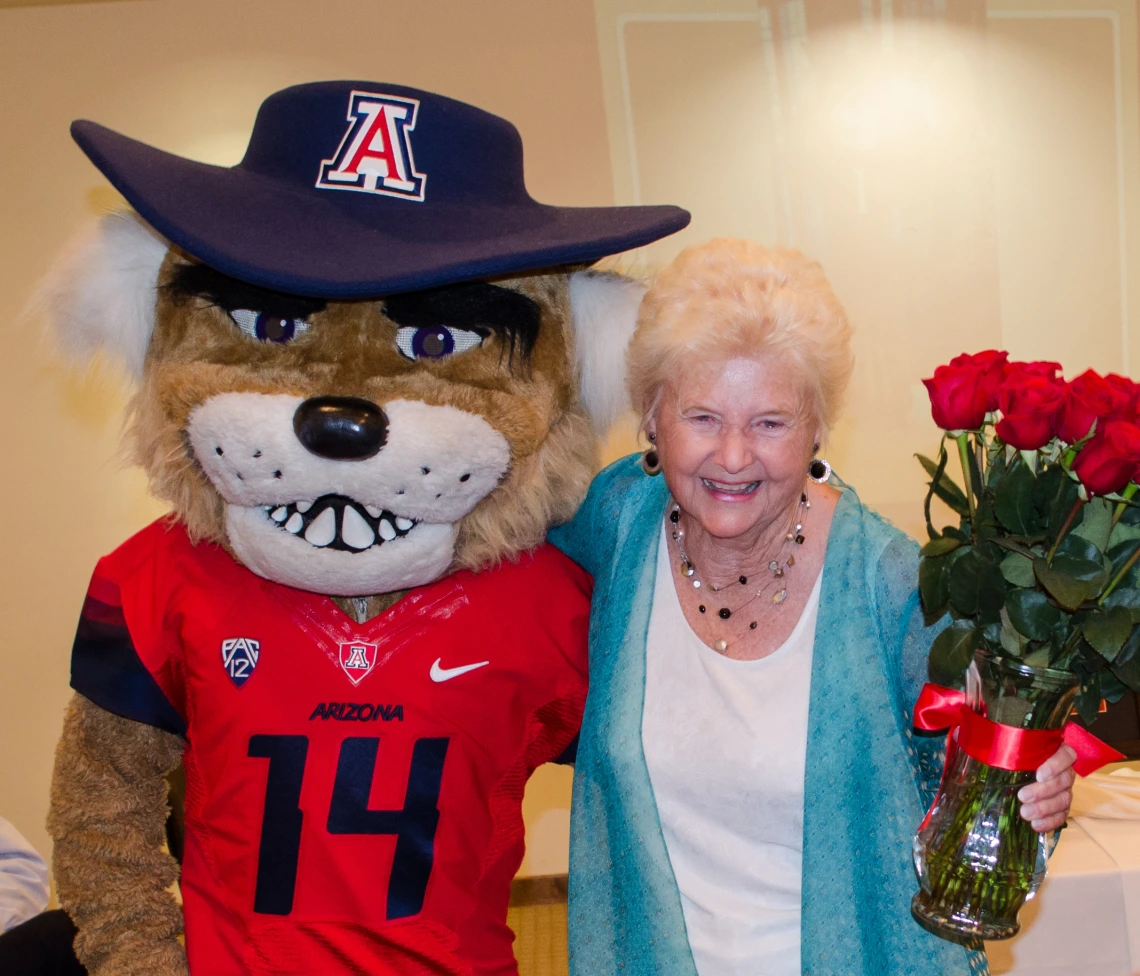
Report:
72,81,690,298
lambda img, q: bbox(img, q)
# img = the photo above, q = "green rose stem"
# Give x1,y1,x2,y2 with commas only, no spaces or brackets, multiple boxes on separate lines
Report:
1045,498,1085,566
956,433,977,537
1099,540,1140,604
1110,483,1139,530
1052,625,1084,671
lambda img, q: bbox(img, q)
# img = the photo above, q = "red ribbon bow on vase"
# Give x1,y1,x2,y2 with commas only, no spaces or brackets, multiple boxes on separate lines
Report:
913,684,1125,776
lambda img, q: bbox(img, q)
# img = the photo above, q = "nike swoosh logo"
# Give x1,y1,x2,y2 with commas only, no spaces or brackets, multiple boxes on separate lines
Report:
430,658,490,683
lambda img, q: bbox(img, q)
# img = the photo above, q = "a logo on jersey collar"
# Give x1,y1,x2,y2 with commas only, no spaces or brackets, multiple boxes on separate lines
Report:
222,637,260,687
339,640,379,686
317,91,425,201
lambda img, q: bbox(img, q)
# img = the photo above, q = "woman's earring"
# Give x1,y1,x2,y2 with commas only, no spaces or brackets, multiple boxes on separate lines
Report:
641,432,661,476
808,456,831,483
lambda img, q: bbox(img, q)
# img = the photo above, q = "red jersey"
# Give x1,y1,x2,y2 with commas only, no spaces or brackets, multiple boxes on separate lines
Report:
70,519,589,976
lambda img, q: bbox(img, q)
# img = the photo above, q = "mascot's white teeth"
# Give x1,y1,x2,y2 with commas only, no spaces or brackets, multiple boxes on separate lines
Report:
263,494,417,552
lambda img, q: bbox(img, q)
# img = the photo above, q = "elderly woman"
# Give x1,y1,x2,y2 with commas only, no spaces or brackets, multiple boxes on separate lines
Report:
549,239,1076,976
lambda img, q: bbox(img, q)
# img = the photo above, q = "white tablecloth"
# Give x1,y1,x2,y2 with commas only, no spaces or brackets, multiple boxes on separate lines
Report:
985,761,1140,976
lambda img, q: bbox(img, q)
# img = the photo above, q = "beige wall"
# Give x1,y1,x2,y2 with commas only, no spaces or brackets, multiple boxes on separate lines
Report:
593,0,1140,536
4,0,1140,885
0,0,608,870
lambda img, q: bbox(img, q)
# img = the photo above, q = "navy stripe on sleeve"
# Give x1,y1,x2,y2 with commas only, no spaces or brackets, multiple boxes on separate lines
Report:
71,596,187,738
553,732,578,765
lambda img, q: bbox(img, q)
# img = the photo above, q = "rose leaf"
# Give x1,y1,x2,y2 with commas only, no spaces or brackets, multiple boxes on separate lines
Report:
1005,587,1061,641
929,619,979,687
999,551,1036,588
993,461,1038,535
1033,554,1109,611
1082,606,1133,661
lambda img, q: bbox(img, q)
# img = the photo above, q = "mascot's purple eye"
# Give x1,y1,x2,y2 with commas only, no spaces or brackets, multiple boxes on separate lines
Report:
395,325,484,361
256,314,294,342
416,328,453,358
230,309,311,344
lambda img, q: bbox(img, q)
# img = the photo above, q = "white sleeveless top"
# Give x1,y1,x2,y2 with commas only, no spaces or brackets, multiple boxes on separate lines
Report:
642,525,822,976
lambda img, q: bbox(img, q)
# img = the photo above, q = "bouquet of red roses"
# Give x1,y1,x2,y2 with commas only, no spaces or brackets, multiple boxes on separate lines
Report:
911,351,1137,944
920,351,1140,704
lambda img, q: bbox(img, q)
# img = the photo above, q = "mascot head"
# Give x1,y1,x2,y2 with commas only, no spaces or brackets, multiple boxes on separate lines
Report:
39,82,688,600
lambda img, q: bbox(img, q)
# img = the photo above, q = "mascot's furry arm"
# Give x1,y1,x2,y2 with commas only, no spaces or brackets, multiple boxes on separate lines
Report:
38,210,646,976
40,214,190,975
49,696,188,976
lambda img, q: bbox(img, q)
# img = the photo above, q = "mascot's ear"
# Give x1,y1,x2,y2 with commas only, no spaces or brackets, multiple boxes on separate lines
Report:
568,270,645,432
32,210,169,379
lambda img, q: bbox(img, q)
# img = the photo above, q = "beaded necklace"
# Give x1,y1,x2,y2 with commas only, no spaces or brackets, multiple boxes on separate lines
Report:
669,489,809,652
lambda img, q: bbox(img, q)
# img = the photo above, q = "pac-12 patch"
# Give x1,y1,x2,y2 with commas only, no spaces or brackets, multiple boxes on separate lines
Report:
221,637,260,687
338,641,379,686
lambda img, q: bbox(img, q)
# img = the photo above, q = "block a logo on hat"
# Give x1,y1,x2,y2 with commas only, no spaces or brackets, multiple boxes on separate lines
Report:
316,90,426,201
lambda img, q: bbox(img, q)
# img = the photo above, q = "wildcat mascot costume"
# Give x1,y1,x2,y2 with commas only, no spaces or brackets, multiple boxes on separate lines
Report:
40,81,688,976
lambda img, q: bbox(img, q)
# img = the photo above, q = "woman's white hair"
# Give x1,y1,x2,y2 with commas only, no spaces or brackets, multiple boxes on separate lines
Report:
628,238,854,434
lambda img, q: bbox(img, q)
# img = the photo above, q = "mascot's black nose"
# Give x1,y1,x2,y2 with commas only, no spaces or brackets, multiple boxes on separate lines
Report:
293,396,388,461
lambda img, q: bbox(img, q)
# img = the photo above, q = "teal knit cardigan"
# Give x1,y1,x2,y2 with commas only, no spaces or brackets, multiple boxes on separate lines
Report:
548,456,988,976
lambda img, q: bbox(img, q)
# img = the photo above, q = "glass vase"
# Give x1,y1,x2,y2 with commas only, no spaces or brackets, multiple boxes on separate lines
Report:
911,649,1078,943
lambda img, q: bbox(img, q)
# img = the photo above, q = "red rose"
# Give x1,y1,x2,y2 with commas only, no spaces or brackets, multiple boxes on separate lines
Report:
995,367,1066,449
1073,420,1140,495
1057,369,1133,443
923,360,989,431
950,350,1008,411
1105,373,1140,423
1009,360,1063,380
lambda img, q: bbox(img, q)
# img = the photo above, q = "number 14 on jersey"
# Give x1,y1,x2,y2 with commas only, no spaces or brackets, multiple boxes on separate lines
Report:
248,733,450,918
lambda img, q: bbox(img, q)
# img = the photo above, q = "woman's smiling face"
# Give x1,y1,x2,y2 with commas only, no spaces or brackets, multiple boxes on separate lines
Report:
650,356,820,543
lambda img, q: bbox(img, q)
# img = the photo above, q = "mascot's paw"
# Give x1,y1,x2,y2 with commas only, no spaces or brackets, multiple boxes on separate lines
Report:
48,695,186,976
78,935,188,976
